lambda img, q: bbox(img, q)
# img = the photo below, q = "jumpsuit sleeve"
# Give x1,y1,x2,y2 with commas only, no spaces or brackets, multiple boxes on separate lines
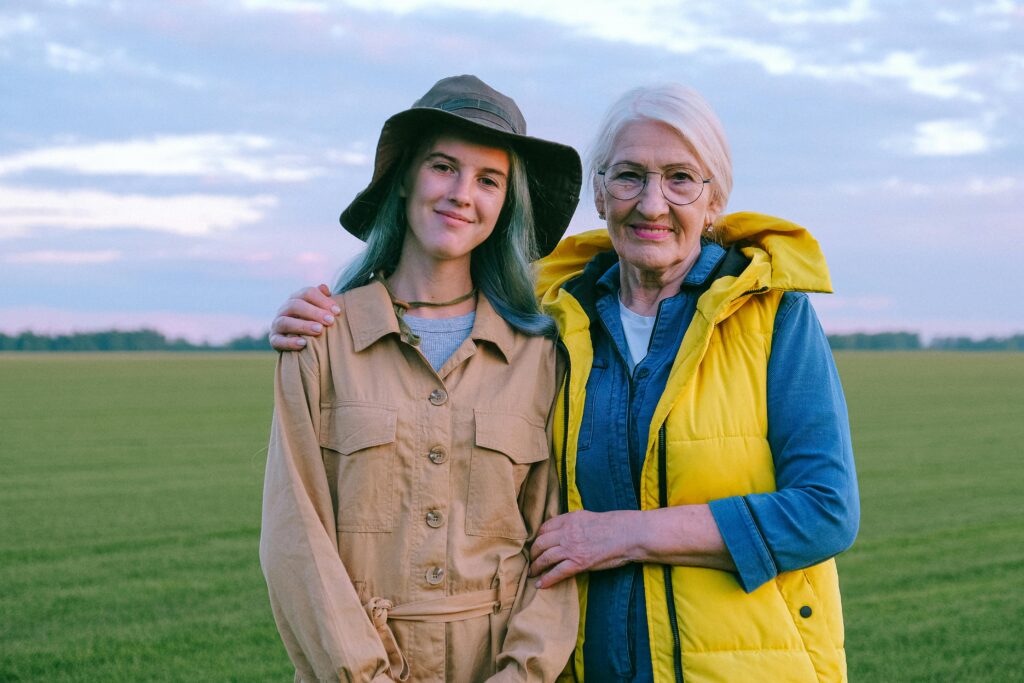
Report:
708,292,860,593
488,359,579,682
259,345,394,682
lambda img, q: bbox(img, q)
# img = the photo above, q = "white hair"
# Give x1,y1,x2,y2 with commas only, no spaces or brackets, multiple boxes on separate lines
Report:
586,84,733,214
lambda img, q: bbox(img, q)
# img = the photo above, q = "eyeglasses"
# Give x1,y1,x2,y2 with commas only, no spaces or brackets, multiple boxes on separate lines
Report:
598,163,712,205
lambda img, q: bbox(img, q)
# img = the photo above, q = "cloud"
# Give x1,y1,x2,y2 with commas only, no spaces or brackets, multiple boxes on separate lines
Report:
45,42,103,72
909,119,994,155
44,41,206,88
0,185,278,238
802,51,981,101
239,0,330,12
766,0,875,25
5,249,122,264
0,134,327,182
881,116,999,157
321,1,984,102
0,13,39,39
836,175,1019,197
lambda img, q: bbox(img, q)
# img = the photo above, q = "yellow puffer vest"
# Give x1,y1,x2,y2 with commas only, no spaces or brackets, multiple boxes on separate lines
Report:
538,213,847,683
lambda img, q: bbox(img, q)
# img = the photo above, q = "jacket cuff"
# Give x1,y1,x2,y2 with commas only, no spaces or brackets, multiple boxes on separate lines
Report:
709,496,778,593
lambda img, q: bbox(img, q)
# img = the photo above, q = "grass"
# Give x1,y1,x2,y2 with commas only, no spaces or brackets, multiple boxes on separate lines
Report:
0,353,288,682
1,351,1022,681
834,352,1024,682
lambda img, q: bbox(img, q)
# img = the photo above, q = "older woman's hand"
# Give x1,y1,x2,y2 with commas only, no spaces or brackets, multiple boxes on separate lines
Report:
530,505,736,588
269,284,340,351
529,510,639,588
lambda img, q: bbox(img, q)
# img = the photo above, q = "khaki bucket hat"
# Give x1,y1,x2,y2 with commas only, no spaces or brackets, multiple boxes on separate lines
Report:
340,74,582,257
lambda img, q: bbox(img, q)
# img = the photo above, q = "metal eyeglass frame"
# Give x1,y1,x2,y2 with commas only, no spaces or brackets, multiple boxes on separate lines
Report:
597,165,713,206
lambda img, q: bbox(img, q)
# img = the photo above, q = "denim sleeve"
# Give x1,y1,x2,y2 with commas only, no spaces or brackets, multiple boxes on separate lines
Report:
709,292,860,593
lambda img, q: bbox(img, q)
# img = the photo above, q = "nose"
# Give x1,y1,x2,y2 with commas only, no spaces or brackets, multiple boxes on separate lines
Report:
447,173,472,206
635,173,669,219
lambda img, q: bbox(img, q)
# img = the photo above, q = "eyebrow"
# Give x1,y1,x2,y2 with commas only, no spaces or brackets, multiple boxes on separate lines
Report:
424,151,508,178
610,160,701,171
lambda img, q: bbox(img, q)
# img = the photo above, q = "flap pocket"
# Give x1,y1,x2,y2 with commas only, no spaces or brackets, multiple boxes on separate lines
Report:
320,403,397,455
474,410,548,464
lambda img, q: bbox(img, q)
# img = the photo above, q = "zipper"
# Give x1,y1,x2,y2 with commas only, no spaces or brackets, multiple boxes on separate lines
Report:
658,423,684,682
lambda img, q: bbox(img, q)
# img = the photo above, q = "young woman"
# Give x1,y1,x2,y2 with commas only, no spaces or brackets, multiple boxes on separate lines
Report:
259,75,582,682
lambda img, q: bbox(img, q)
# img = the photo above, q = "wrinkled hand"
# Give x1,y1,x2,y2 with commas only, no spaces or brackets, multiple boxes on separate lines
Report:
268,284,340,351
529,510,639,588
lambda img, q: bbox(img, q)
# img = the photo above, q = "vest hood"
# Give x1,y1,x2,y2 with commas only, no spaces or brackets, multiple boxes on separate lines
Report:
536,212,833,307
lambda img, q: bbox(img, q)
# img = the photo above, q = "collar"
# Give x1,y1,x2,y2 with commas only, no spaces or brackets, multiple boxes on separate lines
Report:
344,280,514,363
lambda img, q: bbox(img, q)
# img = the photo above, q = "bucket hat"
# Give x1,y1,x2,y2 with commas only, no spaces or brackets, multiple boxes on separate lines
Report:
340,74,582,257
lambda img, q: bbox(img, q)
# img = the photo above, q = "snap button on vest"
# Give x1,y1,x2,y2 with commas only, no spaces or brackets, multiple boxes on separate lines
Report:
425,510,444,528
799,605,812,618
425,567,445,585
428,446,448,464
429,389,448,406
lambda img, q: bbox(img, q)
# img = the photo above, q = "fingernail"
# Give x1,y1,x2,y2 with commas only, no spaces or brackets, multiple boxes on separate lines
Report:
331,305,341,315
311,323,323,333
535,580,542,589
296,338,307,347
323,315,335,324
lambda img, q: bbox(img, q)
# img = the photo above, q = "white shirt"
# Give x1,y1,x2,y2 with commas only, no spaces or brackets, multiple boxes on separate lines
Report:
618,299,656,371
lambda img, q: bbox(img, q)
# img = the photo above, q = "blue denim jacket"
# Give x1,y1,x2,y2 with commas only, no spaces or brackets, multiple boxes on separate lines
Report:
574,242,859,682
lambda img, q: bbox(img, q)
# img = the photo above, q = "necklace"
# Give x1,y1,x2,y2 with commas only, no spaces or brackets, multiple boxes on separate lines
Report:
373,272,476,346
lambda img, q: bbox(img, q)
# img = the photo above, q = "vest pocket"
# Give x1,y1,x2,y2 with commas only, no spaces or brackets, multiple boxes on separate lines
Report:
320,402,398,532
578,357,608,451
775,567,842,680
466,410,549,539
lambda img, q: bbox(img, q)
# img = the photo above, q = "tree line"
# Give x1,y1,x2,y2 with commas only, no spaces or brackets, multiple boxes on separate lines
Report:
1,329,1022,352
825,332,1024,351
0,329,270,352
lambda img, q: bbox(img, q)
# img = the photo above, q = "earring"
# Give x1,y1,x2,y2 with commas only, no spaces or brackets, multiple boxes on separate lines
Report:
598,211,606,220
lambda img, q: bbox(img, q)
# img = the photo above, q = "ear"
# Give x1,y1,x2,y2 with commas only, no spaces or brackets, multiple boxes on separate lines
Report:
705,193,724,226
593,176,606,220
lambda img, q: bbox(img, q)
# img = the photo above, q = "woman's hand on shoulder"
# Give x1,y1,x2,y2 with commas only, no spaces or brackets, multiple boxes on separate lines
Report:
269,283,340,351
528,510,640,588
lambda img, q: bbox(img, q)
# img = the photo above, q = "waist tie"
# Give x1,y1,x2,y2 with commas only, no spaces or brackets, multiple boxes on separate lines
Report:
364,586,519,682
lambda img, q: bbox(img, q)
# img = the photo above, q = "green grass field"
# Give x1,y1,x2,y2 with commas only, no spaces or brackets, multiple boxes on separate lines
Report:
1,352,1022,681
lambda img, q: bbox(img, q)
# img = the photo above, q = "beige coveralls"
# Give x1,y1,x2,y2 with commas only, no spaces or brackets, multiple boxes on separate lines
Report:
260,281,578,682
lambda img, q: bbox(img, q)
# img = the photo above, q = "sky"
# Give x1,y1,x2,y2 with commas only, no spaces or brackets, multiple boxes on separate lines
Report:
1,0,1022,343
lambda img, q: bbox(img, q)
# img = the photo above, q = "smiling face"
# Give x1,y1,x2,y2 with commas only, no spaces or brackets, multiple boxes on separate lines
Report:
595,118,720,285
399,133,510,269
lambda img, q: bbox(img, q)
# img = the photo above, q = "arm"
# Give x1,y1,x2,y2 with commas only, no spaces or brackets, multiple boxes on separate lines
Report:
260,344,393,682
489,452,580,682
530,505,734,588
269,283,341,351
708,292,860,592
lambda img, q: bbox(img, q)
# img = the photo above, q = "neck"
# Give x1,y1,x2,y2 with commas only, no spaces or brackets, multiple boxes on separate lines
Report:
387,252,476,319
618,250,700,316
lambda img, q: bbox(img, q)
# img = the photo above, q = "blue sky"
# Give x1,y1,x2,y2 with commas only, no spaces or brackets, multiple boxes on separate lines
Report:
1,0,1021,342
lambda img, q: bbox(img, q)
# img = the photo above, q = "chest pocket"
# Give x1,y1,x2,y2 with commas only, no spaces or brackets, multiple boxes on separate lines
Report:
320,402,397,533
466,410,549,540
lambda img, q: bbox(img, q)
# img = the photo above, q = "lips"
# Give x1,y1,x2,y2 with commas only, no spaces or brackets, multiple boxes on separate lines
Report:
630,222,673,239
435,209,473,224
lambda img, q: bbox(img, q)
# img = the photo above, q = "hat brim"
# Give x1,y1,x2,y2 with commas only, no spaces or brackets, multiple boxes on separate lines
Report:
340,107,581,258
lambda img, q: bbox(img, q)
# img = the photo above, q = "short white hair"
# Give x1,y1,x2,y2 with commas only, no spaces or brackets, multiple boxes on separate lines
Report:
586,84,733,213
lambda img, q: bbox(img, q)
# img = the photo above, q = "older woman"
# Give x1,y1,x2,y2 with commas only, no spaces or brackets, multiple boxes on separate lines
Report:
271,84,859,683
260,75,581,682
